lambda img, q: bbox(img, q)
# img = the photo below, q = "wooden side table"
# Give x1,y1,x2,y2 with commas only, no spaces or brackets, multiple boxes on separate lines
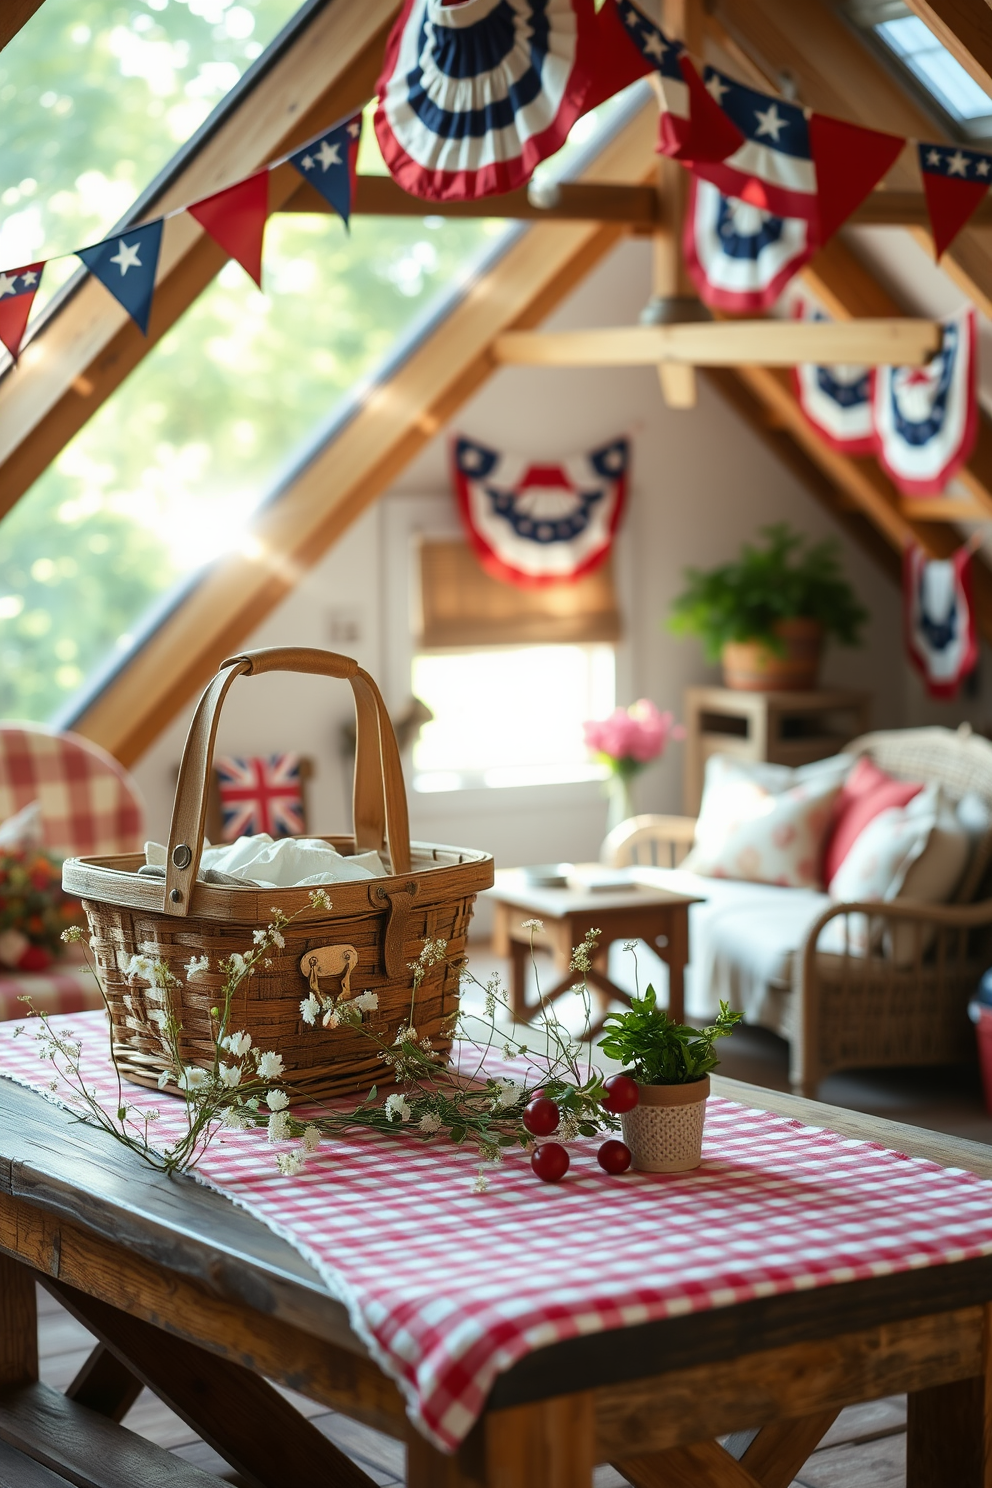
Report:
683,686,871,813
487,867,701,1036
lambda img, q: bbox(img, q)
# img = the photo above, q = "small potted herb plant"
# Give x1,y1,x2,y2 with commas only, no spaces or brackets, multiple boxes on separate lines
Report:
668,523,866,691
598,992,742,1172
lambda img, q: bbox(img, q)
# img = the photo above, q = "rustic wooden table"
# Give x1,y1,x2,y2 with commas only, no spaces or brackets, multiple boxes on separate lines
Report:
4,1074,992,1487
487,866,701,1034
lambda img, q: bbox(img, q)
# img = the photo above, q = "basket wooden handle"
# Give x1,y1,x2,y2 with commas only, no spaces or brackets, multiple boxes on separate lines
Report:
162,646,411,916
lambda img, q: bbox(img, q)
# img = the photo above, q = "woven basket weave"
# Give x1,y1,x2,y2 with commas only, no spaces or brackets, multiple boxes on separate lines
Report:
63,647,493,1101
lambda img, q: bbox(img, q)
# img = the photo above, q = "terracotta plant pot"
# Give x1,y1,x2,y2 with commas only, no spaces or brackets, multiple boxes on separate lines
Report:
721,618,824,692
620,1075,709,1172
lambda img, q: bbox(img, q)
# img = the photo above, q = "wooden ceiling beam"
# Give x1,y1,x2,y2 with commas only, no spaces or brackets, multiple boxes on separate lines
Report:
68,106,661,765
285,177,988,230
710,0,992,317
2,0,44,52
0,0,402,524
902,0,992,100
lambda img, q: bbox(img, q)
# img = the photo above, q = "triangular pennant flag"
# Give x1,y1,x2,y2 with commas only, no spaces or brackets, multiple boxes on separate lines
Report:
0,261,44,360
289,115,362,227
677,55,744,163
616,4,742,163
808,114,905,244
579,0,656,113
918,141,992,259
188,171,269,286
694,70,817,222
77,221,163,335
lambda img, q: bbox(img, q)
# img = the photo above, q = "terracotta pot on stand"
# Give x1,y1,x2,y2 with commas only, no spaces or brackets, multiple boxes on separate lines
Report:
620,1076,709,1172
721,618,824,691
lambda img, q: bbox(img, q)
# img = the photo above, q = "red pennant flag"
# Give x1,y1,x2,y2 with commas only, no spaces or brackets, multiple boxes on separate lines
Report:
188,171,269,287
809,115,905,244
0,262,44,361
918,142,992,259
675,56,744,164
580,0,654,112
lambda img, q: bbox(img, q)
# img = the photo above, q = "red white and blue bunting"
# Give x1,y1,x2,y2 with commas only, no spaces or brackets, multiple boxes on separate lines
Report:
683,178,815,313
374,0,650,203
0,111,363,361
904,543,978,700
452,433,628,587
873,308,978,498
792,304,874,455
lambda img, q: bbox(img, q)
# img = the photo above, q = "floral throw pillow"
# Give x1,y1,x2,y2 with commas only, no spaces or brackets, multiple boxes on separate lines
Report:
683,755,850,889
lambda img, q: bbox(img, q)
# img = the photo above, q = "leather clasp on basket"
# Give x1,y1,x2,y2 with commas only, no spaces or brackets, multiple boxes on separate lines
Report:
373,881,420,978
300,945,359,1000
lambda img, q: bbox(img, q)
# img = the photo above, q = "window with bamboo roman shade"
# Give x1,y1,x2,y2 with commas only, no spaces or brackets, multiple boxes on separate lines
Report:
418,539,622,649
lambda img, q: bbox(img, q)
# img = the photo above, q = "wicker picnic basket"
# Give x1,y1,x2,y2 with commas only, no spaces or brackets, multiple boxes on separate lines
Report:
62,647,494,1101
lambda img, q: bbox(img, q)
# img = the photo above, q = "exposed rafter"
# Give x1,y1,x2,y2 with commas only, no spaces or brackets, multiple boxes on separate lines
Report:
1,1,44,53
902,0,992,99
68,105,660,764
0,0,402,524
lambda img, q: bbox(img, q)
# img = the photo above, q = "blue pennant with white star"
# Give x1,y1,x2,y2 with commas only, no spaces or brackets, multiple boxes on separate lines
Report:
77,219,163,335
289,114,362,228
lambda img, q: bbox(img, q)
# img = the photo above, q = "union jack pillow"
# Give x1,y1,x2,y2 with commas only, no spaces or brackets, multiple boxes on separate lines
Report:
214,754,306,842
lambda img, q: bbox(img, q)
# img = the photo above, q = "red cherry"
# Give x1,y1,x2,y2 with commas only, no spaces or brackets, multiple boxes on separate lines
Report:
522,1097,560,1137
531,1142,570,1183
597,1139,632,1175
602,1074,639,1114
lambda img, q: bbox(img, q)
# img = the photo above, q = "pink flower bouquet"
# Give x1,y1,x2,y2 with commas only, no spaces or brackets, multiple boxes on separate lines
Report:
584,700,684,782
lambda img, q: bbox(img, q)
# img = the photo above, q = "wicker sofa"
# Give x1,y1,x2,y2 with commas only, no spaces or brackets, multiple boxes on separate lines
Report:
602,725,992,1098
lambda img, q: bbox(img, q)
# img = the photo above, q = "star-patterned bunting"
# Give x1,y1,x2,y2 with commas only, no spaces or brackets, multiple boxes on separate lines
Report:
692,68,904,244
289,113,362,227
77,221,163,334
616,2,742,162
0,262,44,360
188,171,269,287
918,141,992,259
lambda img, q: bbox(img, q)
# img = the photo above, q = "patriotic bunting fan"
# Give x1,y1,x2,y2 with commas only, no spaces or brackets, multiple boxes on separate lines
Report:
684,178,814,312
373,0,650,202
452,434,628,587
792,304,874,455
904,545,978,700
873,308,977,497
215,755,306,841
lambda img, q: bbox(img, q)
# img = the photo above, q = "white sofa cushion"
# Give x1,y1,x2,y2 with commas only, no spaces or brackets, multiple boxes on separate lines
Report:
682,754,852,890
628,867,829,1029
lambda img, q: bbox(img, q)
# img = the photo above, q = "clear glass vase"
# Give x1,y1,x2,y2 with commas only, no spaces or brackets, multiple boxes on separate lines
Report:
605,773,637,834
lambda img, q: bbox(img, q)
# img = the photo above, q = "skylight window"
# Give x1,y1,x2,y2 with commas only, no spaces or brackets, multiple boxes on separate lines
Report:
877,16,992,127
849,3,992,137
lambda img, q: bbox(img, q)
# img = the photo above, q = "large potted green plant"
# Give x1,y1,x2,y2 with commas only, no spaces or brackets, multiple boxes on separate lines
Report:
668,523,867,690
598,992,741,1172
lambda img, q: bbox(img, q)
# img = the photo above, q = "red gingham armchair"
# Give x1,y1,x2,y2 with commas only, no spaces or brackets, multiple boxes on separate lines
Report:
0,725,144,1021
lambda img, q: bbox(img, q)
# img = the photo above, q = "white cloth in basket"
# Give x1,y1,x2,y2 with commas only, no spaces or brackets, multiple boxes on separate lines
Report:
144,835,387,887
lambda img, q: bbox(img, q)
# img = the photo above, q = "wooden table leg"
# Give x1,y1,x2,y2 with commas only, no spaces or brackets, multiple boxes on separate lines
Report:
0,1253,37,1391
43,1277,378,1488
508,938,530,1019
907,1302,992,1487
406,1423,484,1487
484,1394,595,1488
662,907,689,1023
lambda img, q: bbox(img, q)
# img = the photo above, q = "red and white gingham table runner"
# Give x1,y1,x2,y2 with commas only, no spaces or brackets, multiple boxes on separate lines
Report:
3,1011,992,1452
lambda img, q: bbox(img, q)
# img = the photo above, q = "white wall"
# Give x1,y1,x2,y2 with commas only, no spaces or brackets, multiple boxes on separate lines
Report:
132,237,909,887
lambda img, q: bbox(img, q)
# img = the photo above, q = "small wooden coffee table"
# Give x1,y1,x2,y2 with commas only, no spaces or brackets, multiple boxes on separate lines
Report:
487,865,701,1035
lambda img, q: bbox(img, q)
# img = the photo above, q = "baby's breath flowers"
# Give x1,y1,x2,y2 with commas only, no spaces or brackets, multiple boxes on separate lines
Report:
20,894,334,1177
30,904,622,1191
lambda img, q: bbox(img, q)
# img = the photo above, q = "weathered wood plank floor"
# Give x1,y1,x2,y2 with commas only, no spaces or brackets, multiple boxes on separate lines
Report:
36,1284,907,1486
